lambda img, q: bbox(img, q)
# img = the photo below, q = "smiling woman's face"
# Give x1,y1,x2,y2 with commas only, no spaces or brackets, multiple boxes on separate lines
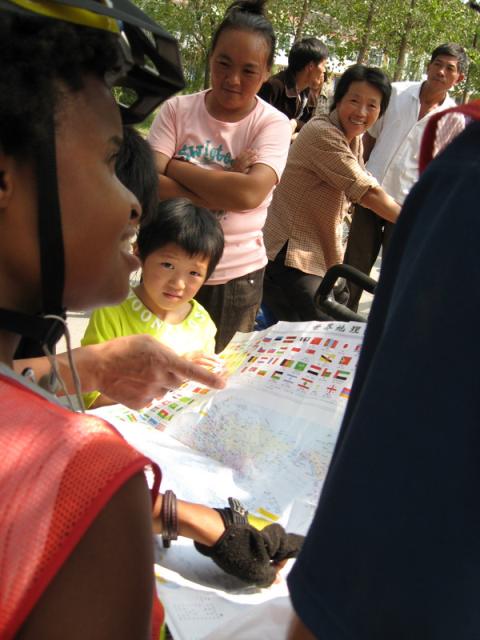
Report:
336,80,382,142
0,75,142,329
56,76,142,311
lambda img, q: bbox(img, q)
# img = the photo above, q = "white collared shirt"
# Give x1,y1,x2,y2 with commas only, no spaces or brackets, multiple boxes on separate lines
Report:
367,81,456,205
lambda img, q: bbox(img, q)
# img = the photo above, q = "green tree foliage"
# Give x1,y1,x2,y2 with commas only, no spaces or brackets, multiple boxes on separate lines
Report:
324,0,475,90
138,0,229,90
137,0,479,100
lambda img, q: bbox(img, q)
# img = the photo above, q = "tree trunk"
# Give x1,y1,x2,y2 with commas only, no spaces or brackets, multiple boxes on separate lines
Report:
462,29,478,104
294,0,310,42
203,12,215,89
393,0,416,81
357,0,378,64
203,59,210,89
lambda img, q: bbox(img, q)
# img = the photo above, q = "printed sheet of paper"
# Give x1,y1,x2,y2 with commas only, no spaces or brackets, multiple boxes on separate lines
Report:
95,320,365,639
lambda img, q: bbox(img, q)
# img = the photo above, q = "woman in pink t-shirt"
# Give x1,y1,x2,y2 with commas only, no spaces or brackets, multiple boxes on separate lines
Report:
148,0,291,352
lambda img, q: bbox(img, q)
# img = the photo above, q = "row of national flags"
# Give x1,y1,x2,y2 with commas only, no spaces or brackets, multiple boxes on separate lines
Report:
247,353,352,367
261,334,361,349
249,365,352,399
278,359,351,379
240,333,357,399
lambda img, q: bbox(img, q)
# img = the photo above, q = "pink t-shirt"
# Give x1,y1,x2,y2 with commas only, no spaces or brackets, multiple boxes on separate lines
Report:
148,90,291,284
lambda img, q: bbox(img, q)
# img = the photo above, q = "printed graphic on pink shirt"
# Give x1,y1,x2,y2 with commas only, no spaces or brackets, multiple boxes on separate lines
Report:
177,140,234,168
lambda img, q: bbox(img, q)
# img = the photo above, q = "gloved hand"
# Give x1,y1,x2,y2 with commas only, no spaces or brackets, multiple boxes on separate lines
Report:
195,522,304,587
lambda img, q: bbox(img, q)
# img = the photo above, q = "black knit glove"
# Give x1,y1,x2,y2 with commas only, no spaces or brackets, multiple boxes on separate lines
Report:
194,499,304,587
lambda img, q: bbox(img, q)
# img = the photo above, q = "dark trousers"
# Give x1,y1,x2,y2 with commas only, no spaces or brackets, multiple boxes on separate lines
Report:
262,246,331,322
196,267,265,353
343,204,395,312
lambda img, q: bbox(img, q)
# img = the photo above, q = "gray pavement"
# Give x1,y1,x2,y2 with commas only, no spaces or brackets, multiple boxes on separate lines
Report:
356,254,381,317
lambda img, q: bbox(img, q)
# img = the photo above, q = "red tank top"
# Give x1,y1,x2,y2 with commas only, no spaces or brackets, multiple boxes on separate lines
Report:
0,373,164,639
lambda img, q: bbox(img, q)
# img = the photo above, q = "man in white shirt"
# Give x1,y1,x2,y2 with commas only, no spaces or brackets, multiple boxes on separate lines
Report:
344,43,466,311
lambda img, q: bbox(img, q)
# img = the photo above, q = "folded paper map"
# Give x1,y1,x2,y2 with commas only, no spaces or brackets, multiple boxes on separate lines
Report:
95,320,365,639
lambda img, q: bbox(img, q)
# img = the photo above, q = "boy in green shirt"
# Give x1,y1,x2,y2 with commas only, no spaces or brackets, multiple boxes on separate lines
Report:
83,196,224,408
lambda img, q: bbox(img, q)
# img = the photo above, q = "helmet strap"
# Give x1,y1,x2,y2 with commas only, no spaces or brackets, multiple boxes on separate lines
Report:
0,113,66,353
36,112,65,317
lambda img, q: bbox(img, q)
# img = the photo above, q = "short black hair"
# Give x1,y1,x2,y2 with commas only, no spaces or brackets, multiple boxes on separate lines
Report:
430,43,467,75
331,64,391,117
210,0,276,69
116,127,158,225
288,37,329,74
137,198,224,279
0,13,119,159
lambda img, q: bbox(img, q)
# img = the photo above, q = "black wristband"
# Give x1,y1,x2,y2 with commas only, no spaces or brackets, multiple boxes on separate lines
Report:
215,497,249,528
160,489,178,548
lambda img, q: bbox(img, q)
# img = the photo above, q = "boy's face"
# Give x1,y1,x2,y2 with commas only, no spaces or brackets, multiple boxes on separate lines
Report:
307,59,327,88
141,242,210,315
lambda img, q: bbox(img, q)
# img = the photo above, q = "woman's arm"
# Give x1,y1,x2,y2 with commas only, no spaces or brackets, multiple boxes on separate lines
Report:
153,494,225,546
297,124,399,224
152,494,304,587
149,96,290,211
360,186,401,223
14,335,226,410
153,151,212,207
166,158,278,211
17,473,154,640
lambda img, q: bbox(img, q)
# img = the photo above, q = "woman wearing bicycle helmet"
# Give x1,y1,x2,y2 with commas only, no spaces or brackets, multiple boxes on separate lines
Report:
0,4,180,638
0,3,302,638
